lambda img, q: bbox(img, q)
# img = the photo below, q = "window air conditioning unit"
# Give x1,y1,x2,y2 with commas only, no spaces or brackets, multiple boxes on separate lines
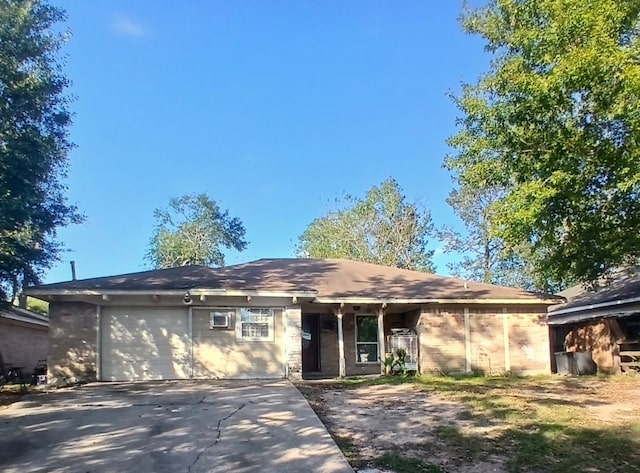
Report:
210,311,231,329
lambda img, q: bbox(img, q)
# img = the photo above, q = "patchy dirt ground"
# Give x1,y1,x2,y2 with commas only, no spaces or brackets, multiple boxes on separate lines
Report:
0,387,30,406
297,376,640,473
0,384,50,406
299,382,510,473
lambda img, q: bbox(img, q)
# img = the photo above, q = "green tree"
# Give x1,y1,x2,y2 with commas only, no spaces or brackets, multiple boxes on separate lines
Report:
440,185,537,289
26,296,48,315
0,0,82,300
446,0,640,286
296,178,436,272
146,193,248,269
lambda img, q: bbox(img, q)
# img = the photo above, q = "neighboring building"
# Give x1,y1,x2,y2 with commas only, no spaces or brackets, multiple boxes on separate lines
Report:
25,258,559,385
548,267,640,374
0,305,49,372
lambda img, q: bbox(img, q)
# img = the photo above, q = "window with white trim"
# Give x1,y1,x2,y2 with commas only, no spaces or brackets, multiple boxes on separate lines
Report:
236,308,274,341
355,315,379,363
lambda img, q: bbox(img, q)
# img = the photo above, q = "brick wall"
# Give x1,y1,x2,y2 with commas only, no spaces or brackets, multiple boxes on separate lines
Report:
49,302,98,385
419,307,466,373
301,304,551,377
508,308,551,374
285,306,302,379
319,314,339,376
419,304,550,375
0,319,48,372
469,310,506,374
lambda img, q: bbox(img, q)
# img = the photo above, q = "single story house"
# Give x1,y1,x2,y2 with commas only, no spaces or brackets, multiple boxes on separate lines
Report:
548,266,640,374
25,258,560,384
0,305,49,372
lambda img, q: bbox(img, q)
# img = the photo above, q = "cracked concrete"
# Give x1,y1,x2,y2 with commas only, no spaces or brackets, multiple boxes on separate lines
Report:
0,380,352,473
187,402,248,472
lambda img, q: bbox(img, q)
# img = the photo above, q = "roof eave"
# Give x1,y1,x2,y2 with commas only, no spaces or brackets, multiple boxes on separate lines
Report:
0,312,49,327
24,288,318,299
548,294,640,316
548,308,640,326
313,297,560,305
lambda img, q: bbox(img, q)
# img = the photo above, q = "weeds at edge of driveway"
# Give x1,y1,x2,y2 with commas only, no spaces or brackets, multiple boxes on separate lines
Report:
374,452,443,473
332,434,360,464
0,384,33,406
298,375,640,473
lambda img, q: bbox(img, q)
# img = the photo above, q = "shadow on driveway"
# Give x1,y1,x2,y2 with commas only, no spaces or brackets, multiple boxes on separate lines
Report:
0,380,353,473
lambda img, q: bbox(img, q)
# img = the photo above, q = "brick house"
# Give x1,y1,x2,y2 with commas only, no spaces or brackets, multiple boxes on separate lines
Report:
25,258,559,384
0,305,49,372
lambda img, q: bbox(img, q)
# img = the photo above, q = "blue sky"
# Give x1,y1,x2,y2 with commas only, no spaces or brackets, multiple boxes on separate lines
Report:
45,0,489,283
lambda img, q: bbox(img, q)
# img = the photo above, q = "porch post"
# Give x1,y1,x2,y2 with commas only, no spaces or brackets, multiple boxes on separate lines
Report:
378,305,386,375
337,306,346,378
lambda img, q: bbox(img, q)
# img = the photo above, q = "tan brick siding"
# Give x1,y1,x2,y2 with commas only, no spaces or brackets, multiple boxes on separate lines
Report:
49,302,98,385
419,308,466,373
319,315,339,376
469,311,505,374
508,310,551,374
192,307,285,379
0,319,48,372
285,306,303,379
419,305,550,375
311,306,549,377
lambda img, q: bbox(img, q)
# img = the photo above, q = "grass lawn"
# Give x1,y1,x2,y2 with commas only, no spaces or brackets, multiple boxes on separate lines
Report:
297,374,640,473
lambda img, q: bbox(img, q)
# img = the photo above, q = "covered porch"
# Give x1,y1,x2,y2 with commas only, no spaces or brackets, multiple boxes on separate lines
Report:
299,302,420,378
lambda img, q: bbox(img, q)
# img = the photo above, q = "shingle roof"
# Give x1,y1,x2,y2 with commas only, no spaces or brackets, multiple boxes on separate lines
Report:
549,266,640,315
27,258,558,303
0,305,49,327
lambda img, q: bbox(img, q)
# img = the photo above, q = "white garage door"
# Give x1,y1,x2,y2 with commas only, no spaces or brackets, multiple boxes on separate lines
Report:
101,307,191,381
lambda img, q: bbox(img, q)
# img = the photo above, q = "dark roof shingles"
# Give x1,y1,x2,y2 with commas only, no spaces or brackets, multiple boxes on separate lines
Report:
29,258,557,301
549,266,640,314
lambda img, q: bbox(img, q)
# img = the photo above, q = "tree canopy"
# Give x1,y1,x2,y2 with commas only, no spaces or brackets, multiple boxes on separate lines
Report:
145,193,248,269
0,0,82,300
440,184,538,289
296,178,436,272
446,0,640,286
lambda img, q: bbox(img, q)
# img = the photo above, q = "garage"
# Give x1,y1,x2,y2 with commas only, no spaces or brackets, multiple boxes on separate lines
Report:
100,307,191,381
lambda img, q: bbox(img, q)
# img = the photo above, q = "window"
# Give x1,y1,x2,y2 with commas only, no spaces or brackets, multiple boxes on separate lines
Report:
236,308,274,341
355,315,379,363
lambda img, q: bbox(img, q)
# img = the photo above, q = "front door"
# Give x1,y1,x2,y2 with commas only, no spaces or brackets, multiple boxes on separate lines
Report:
302,314,320,372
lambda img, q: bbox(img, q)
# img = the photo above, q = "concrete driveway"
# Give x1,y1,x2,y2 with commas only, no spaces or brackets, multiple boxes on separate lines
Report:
0,380,353,473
